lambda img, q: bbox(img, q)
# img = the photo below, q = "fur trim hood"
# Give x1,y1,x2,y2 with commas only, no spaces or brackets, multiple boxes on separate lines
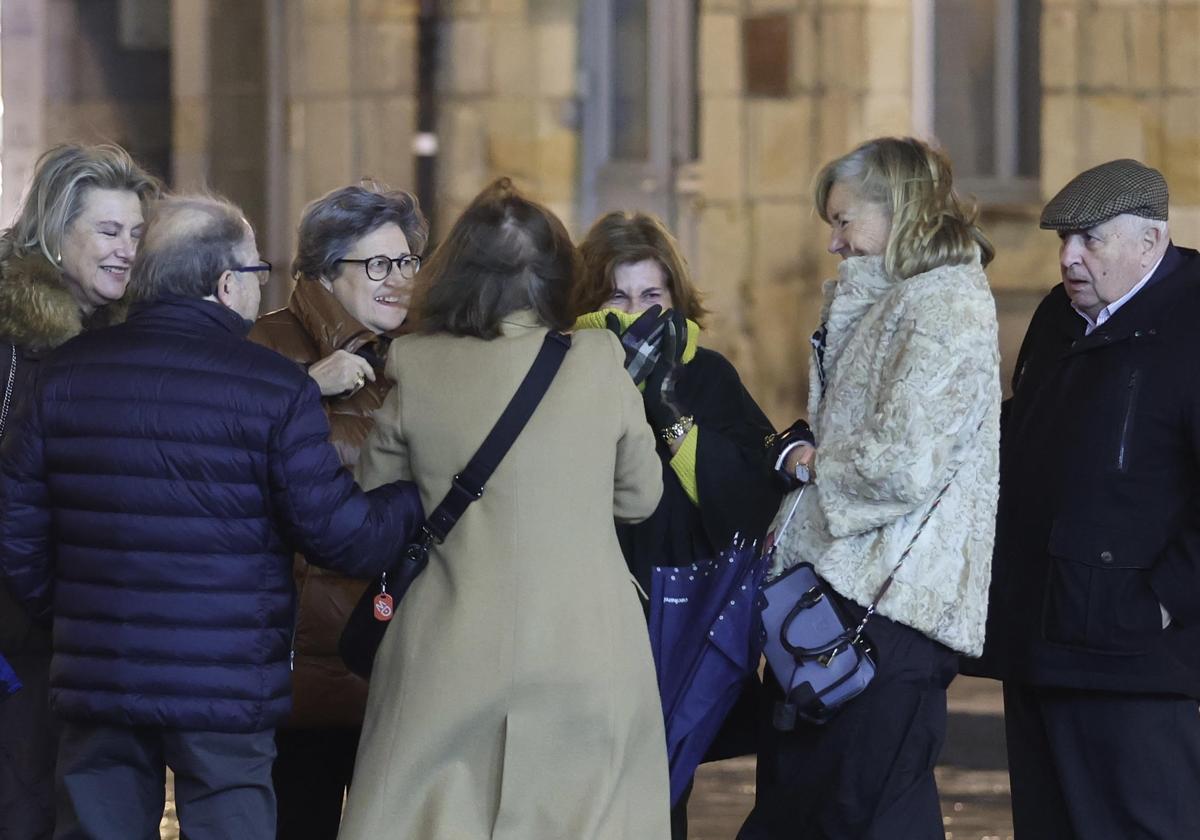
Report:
0,251,127,352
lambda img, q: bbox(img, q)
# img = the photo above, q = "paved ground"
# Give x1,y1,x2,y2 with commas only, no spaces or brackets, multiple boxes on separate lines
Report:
160,677,1013,839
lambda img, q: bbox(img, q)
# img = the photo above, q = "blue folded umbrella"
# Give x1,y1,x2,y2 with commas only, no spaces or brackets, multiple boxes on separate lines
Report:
0,653,21,698
649,536,769,806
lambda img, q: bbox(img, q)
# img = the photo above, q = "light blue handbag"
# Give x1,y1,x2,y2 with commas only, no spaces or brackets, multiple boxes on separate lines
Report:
760,479,952,729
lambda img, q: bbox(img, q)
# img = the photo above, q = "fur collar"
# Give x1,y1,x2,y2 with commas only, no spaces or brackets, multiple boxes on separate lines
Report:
0,251,128,352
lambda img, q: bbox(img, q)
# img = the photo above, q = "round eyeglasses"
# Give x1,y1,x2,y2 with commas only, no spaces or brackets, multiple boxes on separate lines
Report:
336,254,421,282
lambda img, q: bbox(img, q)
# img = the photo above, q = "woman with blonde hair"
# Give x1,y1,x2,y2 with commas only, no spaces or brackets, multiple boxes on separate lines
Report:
741,137,1001,838
0,142,160,839
338,179,671,839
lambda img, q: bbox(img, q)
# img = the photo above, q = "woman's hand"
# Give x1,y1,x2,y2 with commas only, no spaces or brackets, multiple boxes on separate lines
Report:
644,317,690,453
308,350,376,397
606,305,668,386
768,418,816,490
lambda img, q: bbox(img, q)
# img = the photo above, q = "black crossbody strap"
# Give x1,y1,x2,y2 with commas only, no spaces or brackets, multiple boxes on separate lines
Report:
423,331,571,542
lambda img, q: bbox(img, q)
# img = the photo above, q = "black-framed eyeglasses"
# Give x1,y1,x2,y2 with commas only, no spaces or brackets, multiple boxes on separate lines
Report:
336,254,421,282
231,260,273,285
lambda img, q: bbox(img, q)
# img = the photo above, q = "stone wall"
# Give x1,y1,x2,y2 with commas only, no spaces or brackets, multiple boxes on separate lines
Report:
172,0,421,310
435,0,580,232
425,0,922,424
1,0,171,221
689,0,918,424
1040,0,1200,242
12,0,1194,429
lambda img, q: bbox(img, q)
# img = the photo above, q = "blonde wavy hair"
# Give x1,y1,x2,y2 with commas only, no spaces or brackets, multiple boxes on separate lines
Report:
1,143,161,266
814,137,994,280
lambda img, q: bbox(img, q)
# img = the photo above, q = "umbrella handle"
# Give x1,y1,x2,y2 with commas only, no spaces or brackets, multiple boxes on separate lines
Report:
773,484,807,546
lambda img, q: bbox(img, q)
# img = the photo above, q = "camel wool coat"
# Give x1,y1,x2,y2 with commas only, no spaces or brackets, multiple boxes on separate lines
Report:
338,309,672,840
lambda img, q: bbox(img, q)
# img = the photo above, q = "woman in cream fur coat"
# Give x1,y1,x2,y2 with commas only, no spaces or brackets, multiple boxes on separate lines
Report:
741,137,1001,840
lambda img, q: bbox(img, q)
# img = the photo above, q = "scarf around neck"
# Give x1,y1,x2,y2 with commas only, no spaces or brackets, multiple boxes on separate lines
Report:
572,307,700,364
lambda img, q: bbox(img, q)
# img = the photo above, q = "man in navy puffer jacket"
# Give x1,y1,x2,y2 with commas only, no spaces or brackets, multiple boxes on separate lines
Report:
0,195,423,839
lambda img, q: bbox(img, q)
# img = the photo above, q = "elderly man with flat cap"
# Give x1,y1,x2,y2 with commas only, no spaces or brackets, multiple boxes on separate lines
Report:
972,159,1200,838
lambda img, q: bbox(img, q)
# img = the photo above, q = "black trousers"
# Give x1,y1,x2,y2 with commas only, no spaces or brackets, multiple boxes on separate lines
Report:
0,653,56,840
739,605,958,840
1003,682,1200,840
55,722,277,840
272,726,361,840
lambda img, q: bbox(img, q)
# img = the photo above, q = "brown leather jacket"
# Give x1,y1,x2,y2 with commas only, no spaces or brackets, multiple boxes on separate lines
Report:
249,279,398,727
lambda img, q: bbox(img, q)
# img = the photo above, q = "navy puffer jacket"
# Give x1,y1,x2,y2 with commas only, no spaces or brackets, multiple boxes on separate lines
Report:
0,298,422,732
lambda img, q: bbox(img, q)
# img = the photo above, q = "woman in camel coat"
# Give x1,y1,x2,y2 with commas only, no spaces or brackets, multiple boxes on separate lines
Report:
337,179,671,839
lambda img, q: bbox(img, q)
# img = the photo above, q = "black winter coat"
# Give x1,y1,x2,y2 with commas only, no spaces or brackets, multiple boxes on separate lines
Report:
618,346,779,763
0,298,423,732
618,347,781,594
975,245,1200,697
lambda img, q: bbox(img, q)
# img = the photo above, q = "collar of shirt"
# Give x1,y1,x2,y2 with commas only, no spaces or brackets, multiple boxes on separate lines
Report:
1072,251,1166,335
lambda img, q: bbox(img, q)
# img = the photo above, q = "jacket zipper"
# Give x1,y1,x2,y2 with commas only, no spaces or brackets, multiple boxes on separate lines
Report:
1116,369,1141,472
0,344,16,442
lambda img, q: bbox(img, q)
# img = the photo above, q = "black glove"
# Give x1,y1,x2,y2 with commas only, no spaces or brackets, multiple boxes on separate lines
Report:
665,308,687,364
766,418,816,491
644,316,685,432
605,305,667,386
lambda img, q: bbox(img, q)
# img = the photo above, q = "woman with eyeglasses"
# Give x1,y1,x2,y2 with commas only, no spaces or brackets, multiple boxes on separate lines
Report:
249,182,428,840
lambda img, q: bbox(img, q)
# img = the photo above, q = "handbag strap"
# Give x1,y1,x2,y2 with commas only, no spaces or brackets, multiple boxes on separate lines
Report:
771,415,986,647
849,415,987,644
848,473,954,644
421,331,572,544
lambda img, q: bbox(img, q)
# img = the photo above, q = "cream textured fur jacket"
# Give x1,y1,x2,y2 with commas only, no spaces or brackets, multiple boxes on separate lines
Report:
770,255,1001,656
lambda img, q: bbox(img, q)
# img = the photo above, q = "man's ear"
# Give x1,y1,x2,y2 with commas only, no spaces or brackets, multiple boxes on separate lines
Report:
1141,223,1165,260
214,269,237,307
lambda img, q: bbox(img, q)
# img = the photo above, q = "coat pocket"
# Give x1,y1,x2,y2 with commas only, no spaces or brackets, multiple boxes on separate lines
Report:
1042,519,1162,653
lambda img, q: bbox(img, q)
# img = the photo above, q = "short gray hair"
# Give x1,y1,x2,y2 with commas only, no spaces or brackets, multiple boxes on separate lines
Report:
0,143,161,265
128,194,250,303
291,182,428,282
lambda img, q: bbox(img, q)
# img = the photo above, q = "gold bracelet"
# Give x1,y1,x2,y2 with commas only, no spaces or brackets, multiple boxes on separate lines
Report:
659,415,695,445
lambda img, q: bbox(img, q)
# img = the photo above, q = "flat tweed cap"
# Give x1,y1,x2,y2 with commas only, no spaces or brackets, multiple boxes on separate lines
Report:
1040,158,1168,231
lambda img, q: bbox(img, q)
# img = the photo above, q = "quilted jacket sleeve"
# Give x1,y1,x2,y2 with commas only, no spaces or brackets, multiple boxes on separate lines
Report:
268,377,423,577
0,391,54,622
814,285,999,539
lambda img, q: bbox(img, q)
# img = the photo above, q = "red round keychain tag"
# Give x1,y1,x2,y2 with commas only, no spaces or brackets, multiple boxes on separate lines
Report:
373,592,394,622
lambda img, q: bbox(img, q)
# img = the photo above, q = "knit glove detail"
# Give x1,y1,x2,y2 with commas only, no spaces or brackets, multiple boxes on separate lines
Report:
644,315,685,431
605,305,668,387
